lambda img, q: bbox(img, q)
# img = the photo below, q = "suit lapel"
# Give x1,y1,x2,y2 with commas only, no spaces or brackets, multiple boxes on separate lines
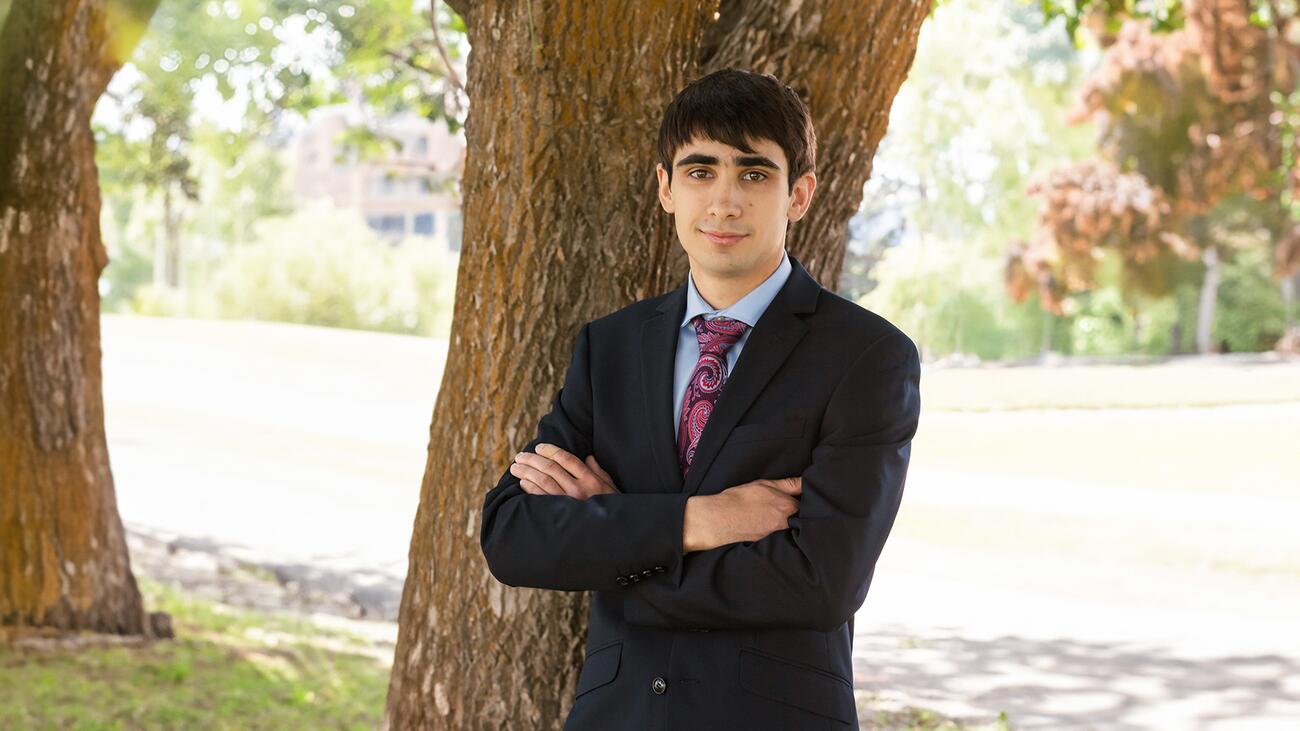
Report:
638,254,822,496
640,284,687,494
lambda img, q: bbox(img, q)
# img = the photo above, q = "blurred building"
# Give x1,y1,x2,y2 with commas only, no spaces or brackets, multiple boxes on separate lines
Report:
292,104,464,251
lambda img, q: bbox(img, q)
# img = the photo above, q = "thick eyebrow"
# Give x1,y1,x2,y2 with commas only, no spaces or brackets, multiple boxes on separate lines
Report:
675,153,781,171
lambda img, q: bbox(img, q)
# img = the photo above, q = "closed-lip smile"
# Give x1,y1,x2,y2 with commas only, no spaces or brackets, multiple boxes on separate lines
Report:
701,229,746,244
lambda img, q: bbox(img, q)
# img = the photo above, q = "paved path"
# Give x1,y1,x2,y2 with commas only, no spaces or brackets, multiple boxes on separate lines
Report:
855,495,1300,727
100,315,1300,729
103,315,443,618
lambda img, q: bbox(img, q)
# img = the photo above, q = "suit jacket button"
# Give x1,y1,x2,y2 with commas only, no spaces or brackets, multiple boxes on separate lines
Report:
616,577,629,586
652,677,667,694
640,569,653,578
631,574,642,583
653,565,665,573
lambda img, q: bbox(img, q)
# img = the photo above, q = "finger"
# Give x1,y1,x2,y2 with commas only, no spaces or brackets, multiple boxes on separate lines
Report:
510,460,565,496
585,455,615,488
535,444,595,483
515,452,581,497
762,476,802,496
532,444,604,497
519,478,543,495
517,450,585,494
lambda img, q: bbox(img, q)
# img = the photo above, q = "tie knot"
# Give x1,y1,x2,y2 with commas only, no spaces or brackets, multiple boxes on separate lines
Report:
692,315,748,355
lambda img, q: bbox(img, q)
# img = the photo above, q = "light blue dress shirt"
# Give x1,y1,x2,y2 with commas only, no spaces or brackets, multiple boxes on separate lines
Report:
673,250,793,442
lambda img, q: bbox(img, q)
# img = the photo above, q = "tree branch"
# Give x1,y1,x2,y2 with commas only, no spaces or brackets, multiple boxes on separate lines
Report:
384,48,436,76
427,1,466,96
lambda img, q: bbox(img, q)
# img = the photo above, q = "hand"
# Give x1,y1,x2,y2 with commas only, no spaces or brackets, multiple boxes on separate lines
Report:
510,443,621,500
683,477,802,553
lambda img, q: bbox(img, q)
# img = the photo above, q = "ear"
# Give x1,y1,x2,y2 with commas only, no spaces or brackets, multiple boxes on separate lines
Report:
786,171,817,222
656,163,675,213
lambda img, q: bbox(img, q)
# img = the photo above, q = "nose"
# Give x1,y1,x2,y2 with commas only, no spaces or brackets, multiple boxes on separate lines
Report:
706,177,744,219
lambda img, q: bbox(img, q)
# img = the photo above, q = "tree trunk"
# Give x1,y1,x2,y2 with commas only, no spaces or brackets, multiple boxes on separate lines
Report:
1196,245,1221,353
699,0,928,287
1041,308,1055,355
0,0,163,636
155,183,181,289
387,0,929,727
1283,272,1295,328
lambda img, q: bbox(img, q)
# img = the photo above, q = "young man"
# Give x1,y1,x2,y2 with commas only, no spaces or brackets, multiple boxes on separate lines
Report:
480,68,921,730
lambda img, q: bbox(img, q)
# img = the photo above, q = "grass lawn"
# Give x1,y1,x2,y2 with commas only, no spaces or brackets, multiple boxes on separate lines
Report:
0,578,390,731
0,580,997,730
920,357,1300,411
916,358,1300,499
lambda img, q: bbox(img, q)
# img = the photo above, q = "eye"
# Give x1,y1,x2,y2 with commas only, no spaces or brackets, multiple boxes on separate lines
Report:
742,170,767,182
688,169,712,179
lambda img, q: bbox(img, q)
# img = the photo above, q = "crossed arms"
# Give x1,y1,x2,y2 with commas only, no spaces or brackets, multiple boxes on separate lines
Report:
478,320,921,632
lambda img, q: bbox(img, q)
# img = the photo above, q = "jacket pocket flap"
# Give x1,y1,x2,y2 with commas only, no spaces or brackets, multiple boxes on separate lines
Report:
738,648,855,724
575,641,622,697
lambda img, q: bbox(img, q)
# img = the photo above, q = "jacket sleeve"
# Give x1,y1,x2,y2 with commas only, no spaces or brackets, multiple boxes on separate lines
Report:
479,320,690,593
621,330,921,632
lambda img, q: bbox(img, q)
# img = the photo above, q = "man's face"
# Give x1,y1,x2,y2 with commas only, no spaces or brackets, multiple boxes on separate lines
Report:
656,135,816,282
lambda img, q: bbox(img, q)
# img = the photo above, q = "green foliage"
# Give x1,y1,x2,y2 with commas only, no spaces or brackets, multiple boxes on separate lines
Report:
1065,286,1134,354
93,0,467,254
312,0,468,130
99,198,156,311
854,0,1092,359
868,0,1293,358
94,0,469,334
188,129,296,245
875,0,1096,244
862,237,1048,360
175,203,460,338
93,0,313,205
1216,246,1289,351
99,137,295,309
1029,0,1185,44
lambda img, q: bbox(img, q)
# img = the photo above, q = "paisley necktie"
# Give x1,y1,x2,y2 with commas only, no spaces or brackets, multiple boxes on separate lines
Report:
677,314,749,477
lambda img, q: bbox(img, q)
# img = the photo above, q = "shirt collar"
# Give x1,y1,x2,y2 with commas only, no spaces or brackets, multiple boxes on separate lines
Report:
681,250,792,329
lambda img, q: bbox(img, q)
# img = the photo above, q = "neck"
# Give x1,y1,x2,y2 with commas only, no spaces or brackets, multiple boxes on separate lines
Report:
692,249,784,310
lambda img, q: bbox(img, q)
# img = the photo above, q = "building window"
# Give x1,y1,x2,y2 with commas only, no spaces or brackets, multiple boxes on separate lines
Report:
366,214,406,236
414,213,435,236
414,136,429,158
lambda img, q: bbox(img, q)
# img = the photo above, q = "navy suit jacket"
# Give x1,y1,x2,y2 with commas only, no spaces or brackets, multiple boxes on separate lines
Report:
480,253,922,730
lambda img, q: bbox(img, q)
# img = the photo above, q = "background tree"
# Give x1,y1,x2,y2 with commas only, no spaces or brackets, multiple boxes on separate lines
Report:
856,0,1098,360
94,0,467,302
383,0,932,727
0,0,168,637
1008,0,1300,352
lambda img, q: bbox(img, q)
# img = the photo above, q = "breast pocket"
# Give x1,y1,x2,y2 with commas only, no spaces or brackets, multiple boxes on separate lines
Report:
726,415,806,445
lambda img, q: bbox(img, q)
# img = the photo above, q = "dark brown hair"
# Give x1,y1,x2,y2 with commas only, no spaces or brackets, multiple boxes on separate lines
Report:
656,68,817,195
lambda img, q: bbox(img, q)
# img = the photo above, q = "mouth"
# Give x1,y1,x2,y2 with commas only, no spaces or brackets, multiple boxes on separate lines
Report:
700,229,747,245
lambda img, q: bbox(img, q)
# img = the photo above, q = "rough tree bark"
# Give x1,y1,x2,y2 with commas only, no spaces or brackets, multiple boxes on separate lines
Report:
384,1,929,728
0,0,164,637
